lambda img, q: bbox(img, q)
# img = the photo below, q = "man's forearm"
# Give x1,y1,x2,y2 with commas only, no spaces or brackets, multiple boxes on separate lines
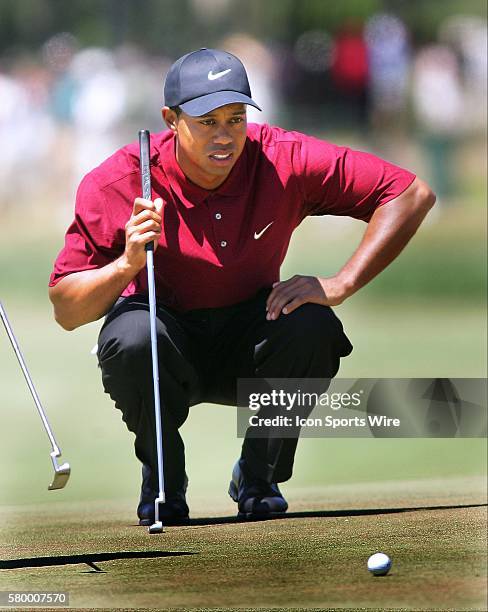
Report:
335,177,436,298
49,255,142,331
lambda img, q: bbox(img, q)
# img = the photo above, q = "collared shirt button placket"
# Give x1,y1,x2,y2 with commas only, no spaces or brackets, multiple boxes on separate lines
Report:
211,209,226,247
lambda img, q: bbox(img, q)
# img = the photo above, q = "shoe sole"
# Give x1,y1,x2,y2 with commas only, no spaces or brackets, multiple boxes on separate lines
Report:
139,516,190,527
237,510,285,520
228,481,288,519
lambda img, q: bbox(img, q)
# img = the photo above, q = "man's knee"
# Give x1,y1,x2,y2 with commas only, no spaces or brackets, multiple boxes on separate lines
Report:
281,303,351,354
99,307,186,368
259,303,352,378
98,309,152,369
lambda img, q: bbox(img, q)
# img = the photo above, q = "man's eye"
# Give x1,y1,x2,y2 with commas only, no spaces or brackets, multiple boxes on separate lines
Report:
201,119,215,126
231,117,244,123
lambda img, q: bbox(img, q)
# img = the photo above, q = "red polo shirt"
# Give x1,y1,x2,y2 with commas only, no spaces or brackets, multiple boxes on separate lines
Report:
49,123,415,311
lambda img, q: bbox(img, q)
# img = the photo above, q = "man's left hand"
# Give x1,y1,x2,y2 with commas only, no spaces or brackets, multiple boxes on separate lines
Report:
265,275,348,320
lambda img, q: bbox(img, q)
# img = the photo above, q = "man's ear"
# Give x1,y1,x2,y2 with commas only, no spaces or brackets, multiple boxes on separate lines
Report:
162,106,178,133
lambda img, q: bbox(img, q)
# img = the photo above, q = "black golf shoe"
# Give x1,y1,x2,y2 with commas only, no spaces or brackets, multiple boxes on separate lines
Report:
228,458,288,519
137,464,190,526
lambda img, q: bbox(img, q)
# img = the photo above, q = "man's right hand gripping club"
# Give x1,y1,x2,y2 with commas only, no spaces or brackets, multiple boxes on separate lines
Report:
48,197,163,331
122,197,164,271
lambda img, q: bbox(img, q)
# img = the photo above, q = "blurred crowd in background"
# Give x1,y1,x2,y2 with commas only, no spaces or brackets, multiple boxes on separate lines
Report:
0,2,486,220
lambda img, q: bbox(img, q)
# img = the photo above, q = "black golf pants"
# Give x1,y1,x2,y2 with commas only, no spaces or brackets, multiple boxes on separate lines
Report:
97,288,353,495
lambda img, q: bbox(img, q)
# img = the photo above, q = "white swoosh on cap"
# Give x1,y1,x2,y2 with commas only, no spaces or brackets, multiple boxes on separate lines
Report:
254,221,274,240
208,69,232,80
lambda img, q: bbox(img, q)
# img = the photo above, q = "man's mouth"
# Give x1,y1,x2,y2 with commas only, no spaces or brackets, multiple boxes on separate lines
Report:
208,151,234,163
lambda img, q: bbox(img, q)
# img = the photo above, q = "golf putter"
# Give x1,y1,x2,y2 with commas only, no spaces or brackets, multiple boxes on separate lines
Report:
0,301,71,490
139,129,166,534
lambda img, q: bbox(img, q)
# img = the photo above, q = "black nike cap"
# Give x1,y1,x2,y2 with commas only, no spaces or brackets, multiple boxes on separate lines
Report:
164,48,261,117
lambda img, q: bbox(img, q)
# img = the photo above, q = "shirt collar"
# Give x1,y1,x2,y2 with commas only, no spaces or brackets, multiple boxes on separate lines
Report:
155,131,247,206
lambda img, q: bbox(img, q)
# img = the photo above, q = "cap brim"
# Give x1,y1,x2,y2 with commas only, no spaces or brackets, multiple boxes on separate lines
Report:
179,91,261,117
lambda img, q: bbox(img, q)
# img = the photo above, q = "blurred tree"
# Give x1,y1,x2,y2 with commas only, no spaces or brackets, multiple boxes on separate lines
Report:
0,0,486,55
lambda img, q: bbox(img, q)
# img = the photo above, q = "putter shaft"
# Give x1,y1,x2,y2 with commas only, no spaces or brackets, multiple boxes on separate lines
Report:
139,129,166,531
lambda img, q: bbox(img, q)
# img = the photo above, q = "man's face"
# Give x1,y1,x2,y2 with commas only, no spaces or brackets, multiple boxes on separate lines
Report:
163,103,247,190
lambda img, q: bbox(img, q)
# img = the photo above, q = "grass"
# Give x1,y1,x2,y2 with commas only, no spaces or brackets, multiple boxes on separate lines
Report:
0,486,486,610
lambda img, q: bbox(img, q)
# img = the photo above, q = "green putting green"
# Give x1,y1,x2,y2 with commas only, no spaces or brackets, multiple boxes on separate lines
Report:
0,479,486,610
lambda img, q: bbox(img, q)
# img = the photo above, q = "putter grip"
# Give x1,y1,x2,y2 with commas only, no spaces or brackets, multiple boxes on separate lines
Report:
138,129,154,252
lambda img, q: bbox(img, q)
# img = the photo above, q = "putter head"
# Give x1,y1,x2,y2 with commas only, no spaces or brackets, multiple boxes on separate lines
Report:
48,451,71,490
147,494,165,534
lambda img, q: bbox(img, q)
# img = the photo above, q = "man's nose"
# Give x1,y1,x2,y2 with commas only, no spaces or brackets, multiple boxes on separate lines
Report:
213,124,232,145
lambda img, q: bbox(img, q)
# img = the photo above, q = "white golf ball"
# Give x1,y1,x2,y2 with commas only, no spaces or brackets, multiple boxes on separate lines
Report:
367,552,392,576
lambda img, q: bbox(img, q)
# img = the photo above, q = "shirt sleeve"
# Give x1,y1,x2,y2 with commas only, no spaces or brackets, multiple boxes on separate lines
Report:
49,173,126,287
295,133,416,222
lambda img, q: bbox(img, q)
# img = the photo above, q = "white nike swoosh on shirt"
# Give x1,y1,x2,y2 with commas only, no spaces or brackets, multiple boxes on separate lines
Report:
208,69,232,80
254,221,274,240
